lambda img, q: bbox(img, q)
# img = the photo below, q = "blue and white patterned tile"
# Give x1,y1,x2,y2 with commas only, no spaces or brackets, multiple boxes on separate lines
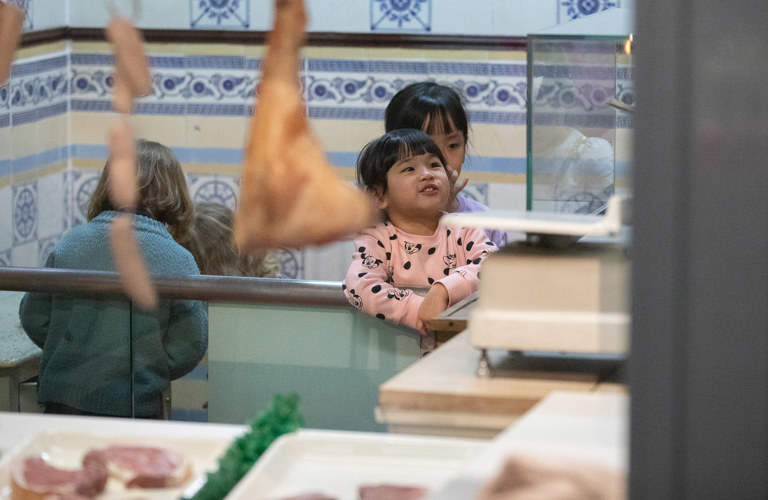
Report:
12,182,37,246
8,52,68,125
273,248,303,280
0,185,12,252
37,235,58,266
10,240,37,267
70,54,124,114
188,174,239,209
71,170,100,226
370,0,431,32
191,0,249,29
62,169,73,232
558,0,620,23
306,60,528,126
0,249,10,267
0,84,10,118
36,172,65,240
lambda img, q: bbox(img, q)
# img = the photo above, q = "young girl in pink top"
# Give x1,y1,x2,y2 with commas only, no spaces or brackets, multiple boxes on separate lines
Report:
343,128,497,334
386,81,508,247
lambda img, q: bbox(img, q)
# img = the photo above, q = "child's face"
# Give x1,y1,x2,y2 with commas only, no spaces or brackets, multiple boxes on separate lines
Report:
423,115,466,176
378,152,450,224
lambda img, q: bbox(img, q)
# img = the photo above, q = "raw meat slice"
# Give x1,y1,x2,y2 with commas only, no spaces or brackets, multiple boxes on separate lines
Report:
10,454,108,500
84,444,192,489
358,484,429,500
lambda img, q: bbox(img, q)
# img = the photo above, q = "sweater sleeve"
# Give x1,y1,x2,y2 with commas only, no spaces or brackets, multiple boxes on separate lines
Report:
163,298,209,380
437,227,497,306
18,252,55,348
343,230,423,331
161,255,209,380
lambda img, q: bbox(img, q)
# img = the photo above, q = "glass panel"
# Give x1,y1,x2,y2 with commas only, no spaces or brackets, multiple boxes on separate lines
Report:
527,35,634,214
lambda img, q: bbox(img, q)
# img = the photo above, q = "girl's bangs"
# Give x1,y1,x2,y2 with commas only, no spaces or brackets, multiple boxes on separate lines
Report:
395,132,434,161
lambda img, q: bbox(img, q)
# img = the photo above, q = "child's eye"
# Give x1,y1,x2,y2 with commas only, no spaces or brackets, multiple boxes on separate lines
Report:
448,143,460,150
429,162,443,169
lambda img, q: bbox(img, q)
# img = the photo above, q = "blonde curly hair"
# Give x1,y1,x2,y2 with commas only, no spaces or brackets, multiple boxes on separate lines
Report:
185,202,280,277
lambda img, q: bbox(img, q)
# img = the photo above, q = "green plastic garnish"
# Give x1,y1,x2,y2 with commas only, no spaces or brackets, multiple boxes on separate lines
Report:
185,393,304,500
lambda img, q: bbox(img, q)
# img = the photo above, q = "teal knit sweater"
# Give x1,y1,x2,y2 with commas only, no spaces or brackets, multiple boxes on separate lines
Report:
19,211,208,418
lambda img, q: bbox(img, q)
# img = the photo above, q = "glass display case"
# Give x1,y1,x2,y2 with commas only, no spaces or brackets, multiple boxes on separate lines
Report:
526,12,634,214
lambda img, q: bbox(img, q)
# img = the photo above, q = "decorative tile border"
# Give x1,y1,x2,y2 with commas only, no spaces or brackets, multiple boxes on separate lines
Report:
558,0,620,23
191,0,249,29
66,52,530,128
371,0,431,32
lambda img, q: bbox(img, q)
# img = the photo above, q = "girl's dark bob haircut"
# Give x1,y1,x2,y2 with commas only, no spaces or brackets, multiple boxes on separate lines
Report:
384,81,469,141
356,128,447,196
88,139,194,243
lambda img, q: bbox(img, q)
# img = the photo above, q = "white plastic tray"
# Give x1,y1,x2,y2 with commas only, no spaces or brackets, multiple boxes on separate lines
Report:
0,429,231,499
225,429,487,500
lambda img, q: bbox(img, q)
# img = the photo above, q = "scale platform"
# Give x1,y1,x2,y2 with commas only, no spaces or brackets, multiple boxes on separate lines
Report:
440,196,629,361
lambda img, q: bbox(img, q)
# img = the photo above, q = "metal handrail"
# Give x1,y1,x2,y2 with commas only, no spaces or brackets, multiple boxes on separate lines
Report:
0,267,349,308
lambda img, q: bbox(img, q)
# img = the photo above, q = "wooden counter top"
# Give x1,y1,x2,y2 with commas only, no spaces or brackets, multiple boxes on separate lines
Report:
426,292,477,347
377,330,625,438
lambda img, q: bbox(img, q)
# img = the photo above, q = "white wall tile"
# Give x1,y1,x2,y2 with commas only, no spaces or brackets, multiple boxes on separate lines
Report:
62,0,622,35
36,172,65,240
11,240,38,267
29,0,67,31
0,186,12,252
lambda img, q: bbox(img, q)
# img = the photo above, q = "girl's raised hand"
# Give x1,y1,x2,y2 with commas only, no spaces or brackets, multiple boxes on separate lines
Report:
448,165,469,202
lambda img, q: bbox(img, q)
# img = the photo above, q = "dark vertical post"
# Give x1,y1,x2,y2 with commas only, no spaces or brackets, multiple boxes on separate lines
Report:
631,1,768,498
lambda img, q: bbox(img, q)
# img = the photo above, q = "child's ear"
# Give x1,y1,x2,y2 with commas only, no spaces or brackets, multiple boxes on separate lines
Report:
367,187,388,210
377,196,388,211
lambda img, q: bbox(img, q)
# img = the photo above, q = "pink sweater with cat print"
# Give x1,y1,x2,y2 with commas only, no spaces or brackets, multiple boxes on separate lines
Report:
343,220,497,331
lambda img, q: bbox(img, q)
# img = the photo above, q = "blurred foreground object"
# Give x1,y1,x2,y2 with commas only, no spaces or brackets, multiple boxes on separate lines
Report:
105,14,157,310
105,15,153,113
0,1,24,85
477,454,626,500
233,0,375,251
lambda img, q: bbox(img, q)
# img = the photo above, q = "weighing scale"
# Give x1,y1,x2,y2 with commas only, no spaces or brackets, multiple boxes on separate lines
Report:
441,196,630,376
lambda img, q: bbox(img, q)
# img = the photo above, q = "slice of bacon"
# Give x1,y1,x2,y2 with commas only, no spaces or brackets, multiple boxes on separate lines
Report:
233,0,376,252
0,1,24,85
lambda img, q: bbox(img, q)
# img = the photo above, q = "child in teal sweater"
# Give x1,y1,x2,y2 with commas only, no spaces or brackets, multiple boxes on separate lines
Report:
19,140,207,419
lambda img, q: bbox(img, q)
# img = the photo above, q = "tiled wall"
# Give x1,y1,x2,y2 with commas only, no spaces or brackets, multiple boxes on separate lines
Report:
1,0,633,281
3,41,531,279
